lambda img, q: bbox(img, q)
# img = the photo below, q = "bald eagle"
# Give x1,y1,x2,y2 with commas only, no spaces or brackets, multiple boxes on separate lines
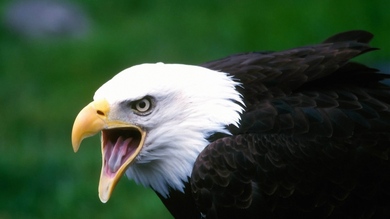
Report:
72,30,390,218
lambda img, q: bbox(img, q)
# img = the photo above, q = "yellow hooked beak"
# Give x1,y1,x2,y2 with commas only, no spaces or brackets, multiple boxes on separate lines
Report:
71,99,146,203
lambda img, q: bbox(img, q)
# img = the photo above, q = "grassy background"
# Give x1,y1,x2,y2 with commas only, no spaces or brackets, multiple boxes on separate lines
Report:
0,0,389,218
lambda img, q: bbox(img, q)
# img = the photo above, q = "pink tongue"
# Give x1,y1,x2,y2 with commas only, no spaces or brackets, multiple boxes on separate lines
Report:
105,136,133,174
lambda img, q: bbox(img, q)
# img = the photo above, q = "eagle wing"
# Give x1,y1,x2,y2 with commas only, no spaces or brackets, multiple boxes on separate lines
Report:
192,31,390,218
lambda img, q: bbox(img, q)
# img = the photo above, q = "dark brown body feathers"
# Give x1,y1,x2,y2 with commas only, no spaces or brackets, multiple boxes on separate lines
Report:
160,31,390,219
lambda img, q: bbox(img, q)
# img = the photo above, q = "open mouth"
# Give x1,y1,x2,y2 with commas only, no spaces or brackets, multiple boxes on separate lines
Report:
98,126,146,202
71,99,147,202
102,128,142,178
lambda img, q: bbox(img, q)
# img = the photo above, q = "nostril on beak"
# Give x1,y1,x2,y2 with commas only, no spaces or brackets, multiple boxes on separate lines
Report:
97,110,105,116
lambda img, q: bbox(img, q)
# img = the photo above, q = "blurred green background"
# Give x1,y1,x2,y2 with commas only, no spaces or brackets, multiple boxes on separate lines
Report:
0,0,389,218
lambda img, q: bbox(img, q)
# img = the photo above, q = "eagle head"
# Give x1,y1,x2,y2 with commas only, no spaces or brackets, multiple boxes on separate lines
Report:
71,63,244,202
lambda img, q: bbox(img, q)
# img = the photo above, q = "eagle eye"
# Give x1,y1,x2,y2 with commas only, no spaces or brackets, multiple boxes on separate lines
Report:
131,97,153,114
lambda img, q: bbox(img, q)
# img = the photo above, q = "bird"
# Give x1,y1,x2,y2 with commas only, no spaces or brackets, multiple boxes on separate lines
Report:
71,30,390,219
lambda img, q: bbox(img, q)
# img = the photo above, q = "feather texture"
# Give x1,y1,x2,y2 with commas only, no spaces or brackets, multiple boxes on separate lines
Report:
188,30,390,218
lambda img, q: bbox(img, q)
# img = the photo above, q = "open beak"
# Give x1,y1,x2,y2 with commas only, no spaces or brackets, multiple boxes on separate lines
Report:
71,99,146,203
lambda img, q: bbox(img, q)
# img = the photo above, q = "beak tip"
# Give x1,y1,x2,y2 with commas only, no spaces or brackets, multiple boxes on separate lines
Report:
99,173,116,204
73,146,79,153
71,138,81,153
71,99,109,154
99,197,108,203
99,189,111,203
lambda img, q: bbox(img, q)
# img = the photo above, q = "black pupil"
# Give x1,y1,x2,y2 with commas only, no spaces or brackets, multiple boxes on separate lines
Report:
138,100,147,109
